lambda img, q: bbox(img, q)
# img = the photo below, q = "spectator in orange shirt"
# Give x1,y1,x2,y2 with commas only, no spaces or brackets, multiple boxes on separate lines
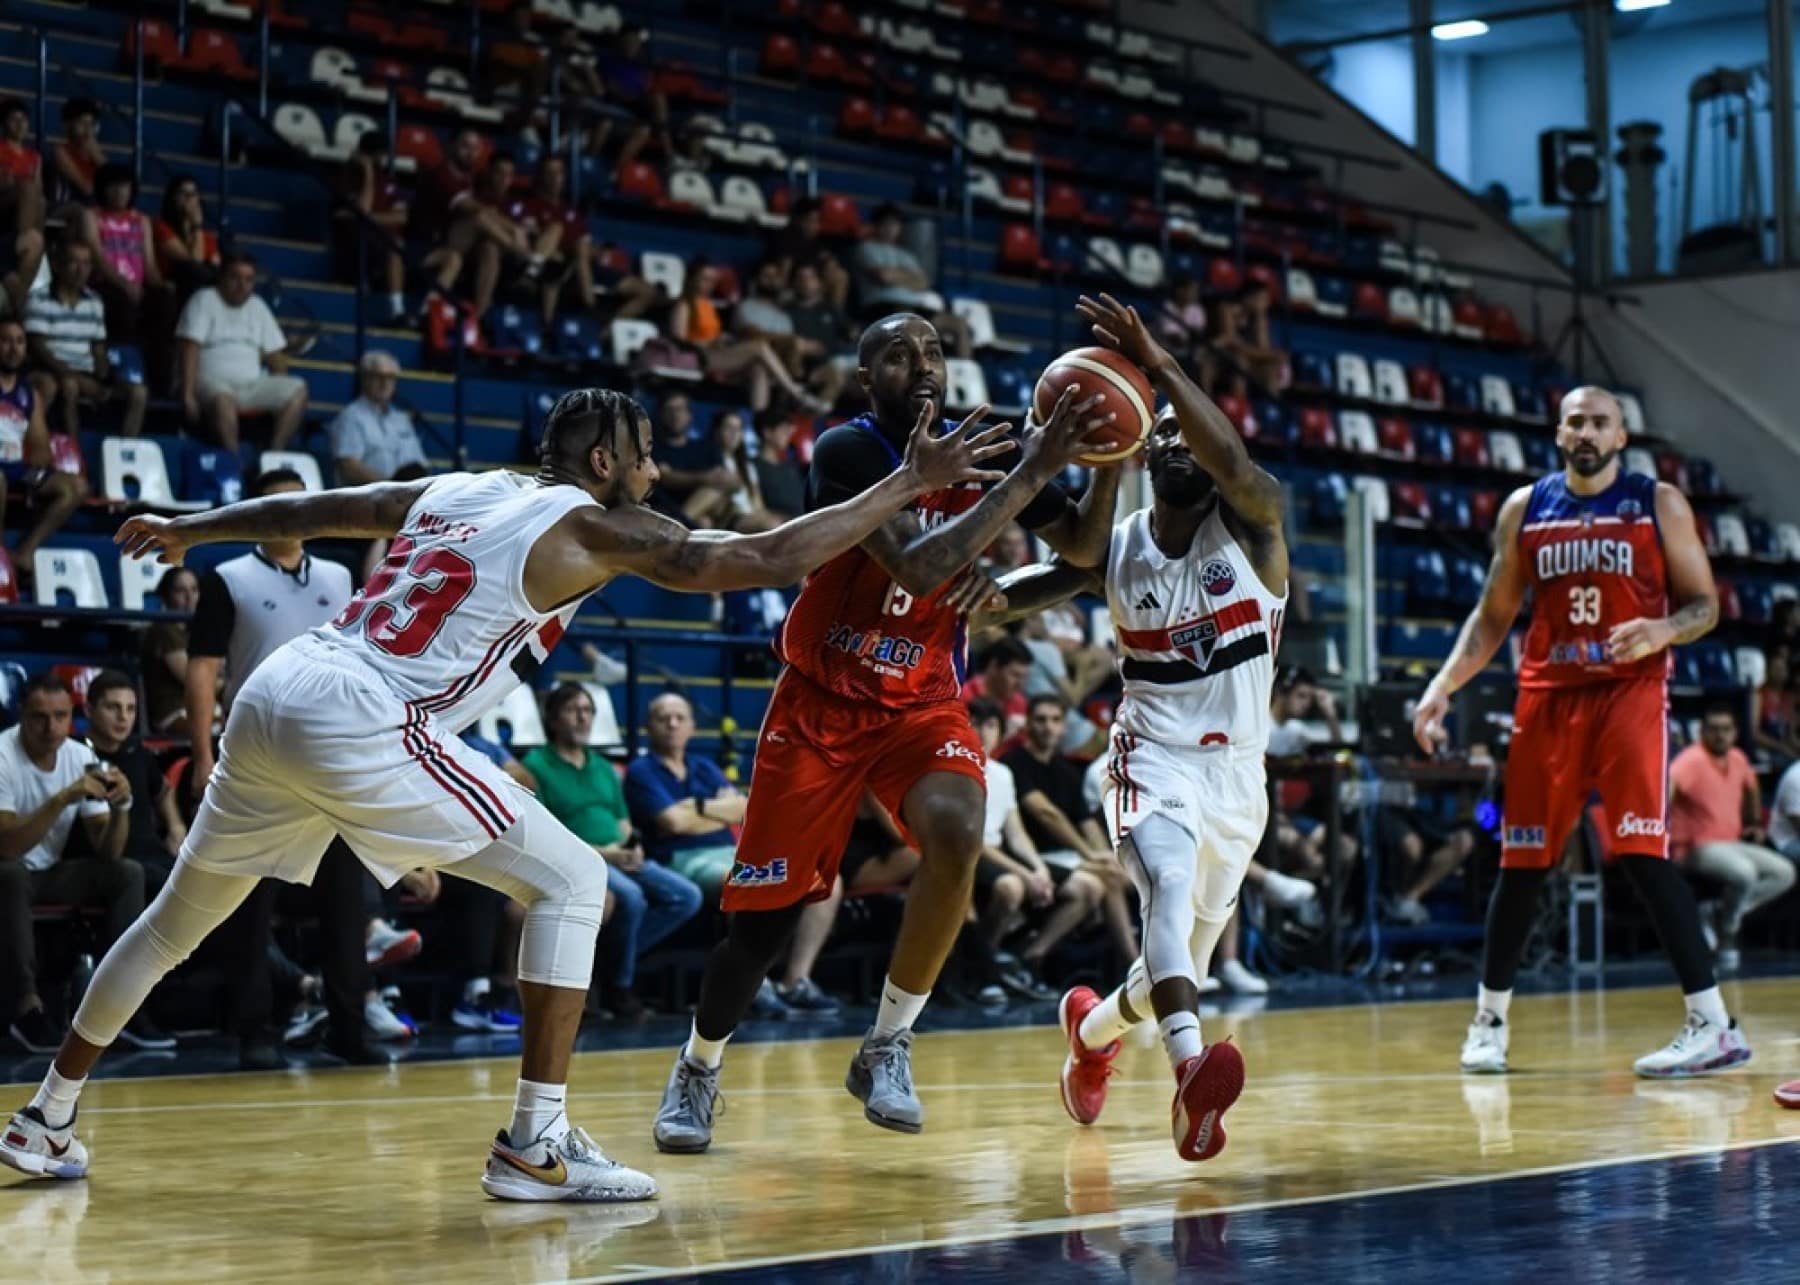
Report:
0,98,47,308
49,98,104,205
154,174,221,296
668,258,823,413
1669,705,1796,969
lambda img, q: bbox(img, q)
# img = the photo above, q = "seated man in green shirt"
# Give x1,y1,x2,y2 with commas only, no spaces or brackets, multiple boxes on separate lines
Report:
522,684,702,1020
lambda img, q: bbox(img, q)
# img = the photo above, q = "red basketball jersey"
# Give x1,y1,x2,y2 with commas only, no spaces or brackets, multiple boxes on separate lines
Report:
1516,470,1669,689
776,419,988,708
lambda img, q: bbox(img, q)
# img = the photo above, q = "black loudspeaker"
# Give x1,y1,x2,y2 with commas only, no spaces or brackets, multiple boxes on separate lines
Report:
1538,129,1608,206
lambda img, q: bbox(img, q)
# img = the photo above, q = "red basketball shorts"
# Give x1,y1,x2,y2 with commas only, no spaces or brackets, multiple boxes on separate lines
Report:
722,670,987,912
1501,678,1669,869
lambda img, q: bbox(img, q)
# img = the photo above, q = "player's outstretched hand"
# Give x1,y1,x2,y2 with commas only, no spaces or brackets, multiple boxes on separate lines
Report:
901,398,1013,492
1411,684,1450,755
1607,616,1675,665
115,513,191,566
1077,292,1168,373
1022,382,1114,473
941,566,1007,616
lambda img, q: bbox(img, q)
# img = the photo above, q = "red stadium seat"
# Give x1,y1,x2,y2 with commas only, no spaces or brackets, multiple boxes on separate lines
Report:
874,104,925,144
0,547,15,604
1160,121,1195,154
394,124,444,172
818,193,862,236
1484,304,1523,345
1206,258,1242,294
761,34,801,76
1655,452,1689,490
184,28,256,80
52,665,103,711
1391,482,1432,525
1452,298,1485,337
1469,489,1501,530
1352,282,1388,321
999,223,1042,273
348,9,395,42
1046,55,1079,84
1408,365,1443,408
1297,406,1338,449
615,162,667,206
1245,262,1282,304
1716,580,1743,622
1453,427,1490,469
1045,183,1085,223
1215,394,1255,438
813,1,862,37
838,97,876,136
805,43,851,84
1002,174,1034,208
47,434,85,479
1377,417,1414,459
124,18,183,70
1124,113,1157,137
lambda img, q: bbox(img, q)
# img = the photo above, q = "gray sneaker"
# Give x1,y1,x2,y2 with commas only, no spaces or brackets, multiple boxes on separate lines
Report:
778,977,840,1016
845,1028,923,1134
652,1053,721,1154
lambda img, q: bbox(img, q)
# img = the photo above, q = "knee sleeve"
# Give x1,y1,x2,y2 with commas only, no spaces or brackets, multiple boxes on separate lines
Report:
1121,815,1200,986
72,858,258,1046
448,800,608,991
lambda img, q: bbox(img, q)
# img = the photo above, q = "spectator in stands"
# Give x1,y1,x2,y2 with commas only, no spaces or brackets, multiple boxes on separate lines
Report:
1019,605,1110,754
1753,647,1799,764
78,163,164,338
1772,599,1800,657
669,257,825,413
753,409,806,521
1001,695,1130,978
337,133,410,323
329,351,428,486
961,637,1034,741
1669,705,1796,970
524,684,701,1020
709,410,778,531
787,262,855,365
986,523,1033,575
485,1,554,133
1268,667,1342,756
459,151,549,323
77,671,183,890
769,197,850,311
849,204,972,357
1379,810,1477,925
0,673,170,1054
154,174,220,301
1156,273,1207,369
0,98,46,308
0,316,87,585
967,699,1061,1001
177,251,308,451
625,691,746,896
517,154,652,327
736,260,848,410
140,565,198,733
1771,757,1800,864
592,26,670,169
1208,281,1287,398
49,98,103,205
411,130,501,311
650,393,724,523
25,237,146,438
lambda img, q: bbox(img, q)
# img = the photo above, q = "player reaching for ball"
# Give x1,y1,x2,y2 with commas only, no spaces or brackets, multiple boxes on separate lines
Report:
976,293,1286,1163
1413,385,1750,1079
651,311,1123,1152
0,388,1011,1201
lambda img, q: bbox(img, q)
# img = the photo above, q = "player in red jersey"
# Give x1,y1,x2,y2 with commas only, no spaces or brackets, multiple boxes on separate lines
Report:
1414,385,1751,1079
653,312,1122,1149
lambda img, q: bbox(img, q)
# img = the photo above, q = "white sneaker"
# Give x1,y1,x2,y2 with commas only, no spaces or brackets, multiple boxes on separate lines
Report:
1387,896,1431,926
1460,1011,1509,1074
365,920,423,968
1198,974,1223,994
482,1125,657,1203
0,1107,88,1180
1219,959,1270,995
364,996,415,1042
1262,871,1318,910
1632,1013,1753,1079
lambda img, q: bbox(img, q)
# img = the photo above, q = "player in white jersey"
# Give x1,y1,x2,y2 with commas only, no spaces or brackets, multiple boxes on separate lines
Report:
0,388,1012,1201
978,295,1286,1162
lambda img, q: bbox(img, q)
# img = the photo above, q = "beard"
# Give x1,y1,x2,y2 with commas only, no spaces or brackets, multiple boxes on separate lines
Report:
1561,445,1619,478
1150,462,1217,508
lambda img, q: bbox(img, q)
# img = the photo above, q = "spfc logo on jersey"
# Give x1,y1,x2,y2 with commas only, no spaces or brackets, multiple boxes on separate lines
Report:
1200,558,1236,596
1169,618,1219,668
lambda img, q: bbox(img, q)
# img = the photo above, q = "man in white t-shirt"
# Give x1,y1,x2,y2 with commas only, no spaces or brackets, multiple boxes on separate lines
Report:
1770,759,1800,863
176,251,308,453
0,674,167,1054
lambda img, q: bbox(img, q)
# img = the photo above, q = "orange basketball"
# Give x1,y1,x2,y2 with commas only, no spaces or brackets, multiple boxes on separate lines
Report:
1031,346,1155,465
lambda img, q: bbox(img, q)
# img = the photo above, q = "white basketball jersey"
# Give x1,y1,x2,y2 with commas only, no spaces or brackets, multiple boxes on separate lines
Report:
310,470,597,733
1103,503,1286,750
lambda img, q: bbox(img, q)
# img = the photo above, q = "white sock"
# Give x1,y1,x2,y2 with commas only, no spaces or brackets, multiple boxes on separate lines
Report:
685,1021,729,1070
30,1067,86,1128
872,977,929,1039
387,291,404,312
1477,985,1512,1023
1079,958,1151,1049
1685,985,1729,1029
1157,1010,1203,1070
510,1078,568,1146
463,977,491,1006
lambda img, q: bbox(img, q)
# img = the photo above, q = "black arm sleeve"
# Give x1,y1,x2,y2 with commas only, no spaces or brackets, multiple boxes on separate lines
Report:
806,425,904,511
187,570,236,659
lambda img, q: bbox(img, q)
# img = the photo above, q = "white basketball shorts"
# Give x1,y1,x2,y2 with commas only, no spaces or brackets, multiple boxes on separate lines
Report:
1100,728,1269,878
180,633,526,886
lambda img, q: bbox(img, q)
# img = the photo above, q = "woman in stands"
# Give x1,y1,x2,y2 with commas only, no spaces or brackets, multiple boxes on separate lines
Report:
1754,647,1800,765
668,258,826,415
1206,280,1287,399
78,162,165,340
154,175,220,299
140,566,200,733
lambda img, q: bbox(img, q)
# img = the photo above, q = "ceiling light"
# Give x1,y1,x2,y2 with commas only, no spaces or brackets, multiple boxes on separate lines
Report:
1431,20,1490,40
1616,0,1671,10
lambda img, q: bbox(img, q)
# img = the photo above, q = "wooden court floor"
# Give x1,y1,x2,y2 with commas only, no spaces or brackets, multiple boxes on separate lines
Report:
4,977,1799,1283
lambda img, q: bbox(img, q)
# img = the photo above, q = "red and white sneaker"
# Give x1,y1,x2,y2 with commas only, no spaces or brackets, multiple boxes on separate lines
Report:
1776,1079,1800,1110
1058,987,1119,1126
1172,1041,1245,1163
366,920,423,968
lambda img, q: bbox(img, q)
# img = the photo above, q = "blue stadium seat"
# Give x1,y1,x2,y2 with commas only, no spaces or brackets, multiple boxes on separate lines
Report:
1313,276,1350,316
1745,517,1776,558
1414,423,1453,464
1511,382,1546,421
1293,350,1332,390
0,662,27,717
1521,435,1558,473
1254,399,1291,444
184,446,244,506
1688,457,1719,494
1410,549,1449,608
1450,554,1484,606
1310,473,1348,525
107,344,146,385
1739,581,1773,623
1694,643,1736,687
553,315,605,364
489,306,544,358
1431,485,1471,529
1443,373,1478,411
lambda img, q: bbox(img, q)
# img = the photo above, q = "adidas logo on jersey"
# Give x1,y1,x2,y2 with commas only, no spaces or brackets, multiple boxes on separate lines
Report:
1134,591,1162,611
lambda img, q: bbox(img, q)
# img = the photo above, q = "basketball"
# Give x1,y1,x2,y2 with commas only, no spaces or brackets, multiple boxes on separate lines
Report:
1032,346,1156,465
